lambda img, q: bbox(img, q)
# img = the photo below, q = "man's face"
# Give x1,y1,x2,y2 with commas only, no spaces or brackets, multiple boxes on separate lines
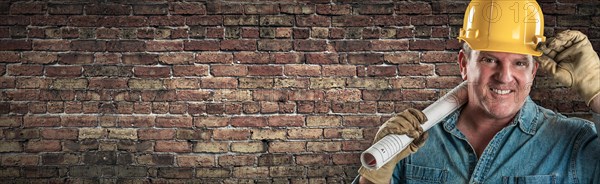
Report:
458,50,538,120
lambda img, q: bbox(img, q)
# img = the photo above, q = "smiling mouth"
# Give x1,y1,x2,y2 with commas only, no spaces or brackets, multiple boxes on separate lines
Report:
491,88,512,95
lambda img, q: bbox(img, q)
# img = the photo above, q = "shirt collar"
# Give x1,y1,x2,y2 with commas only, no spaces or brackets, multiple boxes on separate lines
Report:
443,97,539,136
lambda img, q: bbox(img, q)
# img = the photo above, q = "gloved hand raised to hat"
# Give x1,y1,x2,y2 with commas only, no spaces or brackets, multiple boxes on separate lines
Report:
536,30,600,105
357,108,428,184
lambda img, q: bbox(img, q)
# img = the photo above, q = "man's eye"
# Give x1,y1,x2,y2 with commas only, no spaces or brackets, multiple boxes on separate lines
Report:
481,57,495,63
516,61,528,66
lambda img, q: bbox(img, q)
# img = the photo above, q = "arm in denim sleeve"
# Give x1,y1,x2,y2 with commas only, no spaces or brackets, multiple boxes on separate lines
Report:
391,158,406,184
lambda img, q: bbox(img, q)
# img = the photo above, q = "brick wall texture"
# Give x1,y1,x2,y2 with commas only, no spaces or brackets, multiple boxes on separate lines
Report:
0,0,599,183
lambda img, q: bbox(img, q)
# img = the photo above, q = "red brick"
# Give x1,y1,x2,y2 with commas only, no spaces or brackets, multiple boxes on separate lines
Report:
213,129,251,140
294,40,327,51
426,77,463,89
107,40,145,52
0,40,32,51
0,52,20,63
25,140,61,152
373,15,410,26
157,53,193,65
248,65,283,76
242,27,260,38
367,66,397,76
230,116,267,127
10,2,46,15
156,116,193,128
58,53,94,65
398,64,434,76
306,53,338,64
186,15,222,26
24,115,60,127
117,116,155,128
411,15,448,25
41,128,78,140
285,65,321,76
343,116,380,127
372,40,409,51
273,53,303,64
70,40,106,52
220,40,256,51
201,77,237,89
61,116,97,127
348,53,384,65
257,40,293,51
176,90,212,101
332,15,372,27
296,15,330,27
316,4,351,15
293,28,310,39
409,40,446,51
146,40,183,52
6,89,39,101
436,63,460,76
45,66,82,77
149,16,185,26
173,65,209,77
184,40,220,51
288,90,325,101
333,40,371,52
234,52,272,64
421,51,457,63
32,40,69,51
89,78,128,89
211,65,248,77
31,15,69,26
196,52,233,64
86,4,130,15
122,54,159,65
171,2,206,15
48,4,83,15
402,89,436,101
94,53,121,64
7,65,43,76
268,115,304,127
134,66,171,78
156,141,191,152
396,1,432,14
322,65,356,77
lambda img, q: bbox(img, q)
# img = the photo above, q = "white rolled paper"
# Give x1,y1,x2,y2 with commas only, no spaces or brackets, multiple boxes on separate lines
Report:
360,81,468,170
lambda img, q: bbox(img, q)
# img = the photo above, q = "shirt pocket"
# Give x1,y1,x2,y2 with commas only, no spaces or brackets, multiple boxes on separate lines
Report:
502,175,556,184
404,164,448,184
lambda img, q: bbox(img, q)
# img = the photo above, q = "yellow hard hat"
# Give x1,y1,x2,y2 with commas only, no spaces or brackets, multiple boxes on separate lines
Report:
458,0,546,56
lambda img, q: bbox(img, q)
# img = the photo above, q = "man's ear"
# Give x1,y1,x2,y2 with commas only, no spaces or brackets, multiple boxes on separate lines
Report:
458,50,468,80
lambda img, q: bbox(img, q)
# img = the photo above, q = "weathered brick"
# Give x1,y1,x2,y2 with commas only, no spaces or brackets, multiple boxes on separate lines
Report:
25,140,61,152
269,141,305,153
399,64,435,76
7,65,43,76
121,54,156,65
186,15,222,26
285,65,321,76
156,116,193,128
79,128,106,139
307,116,341,127
0,141,23,152
2,154,38,166
294,40,327,51
128,79,164,90
213,129,250,140
70,40,106,52
201,77,237,89
316,4,351,15
155,141,191,152
232,166,269,178
296,154,330,165
52,79,87,89
158,167,193,179
177,155,214,167
257,40,293,51
224,15,258,26
107,128,137,140
196,168,231,178
288,128,323,139
41,128,78,140
196,52,233,64
259,15,293,26
133,66,171,78
46,66,82,77
194,142,228,153
0,116,21,127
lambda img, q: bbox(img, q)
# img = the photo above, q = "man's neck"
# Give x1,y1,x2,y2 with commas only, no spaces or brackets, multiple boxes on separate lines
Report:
456,104,517,157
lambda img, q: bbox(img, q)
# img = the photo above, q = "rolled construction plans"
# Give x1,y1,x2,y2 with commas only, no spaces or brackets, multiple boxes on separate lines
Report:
360,81,468,170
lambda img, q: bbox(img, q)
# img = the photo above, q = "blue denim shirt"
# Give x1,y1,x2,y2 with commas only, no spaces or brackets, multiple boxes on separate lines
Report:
392,98,600,184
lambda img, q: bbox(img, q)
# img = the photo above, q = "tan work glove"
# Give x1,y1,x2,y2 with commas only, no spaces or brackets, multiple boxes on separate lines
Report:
536,30,600,105
358,108,428,184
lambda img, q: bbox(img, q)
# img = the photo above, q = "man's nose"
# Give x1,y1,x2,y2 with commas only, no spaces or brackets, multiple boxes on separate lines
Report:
495,64,514,83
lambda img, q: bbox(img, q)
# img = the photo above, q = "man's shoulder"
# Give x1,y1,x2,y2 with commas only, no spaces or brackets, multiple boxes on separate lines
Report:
534,104,597,135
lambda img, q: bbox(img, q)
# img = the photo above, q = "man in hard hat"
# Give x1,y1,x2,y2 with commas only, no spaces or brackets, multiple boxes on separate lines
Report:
354,0,600,183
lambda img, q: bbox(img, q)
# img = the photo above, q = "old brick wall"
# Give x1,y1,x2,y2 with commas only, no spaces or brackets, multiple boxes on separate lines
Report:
0,0,598,183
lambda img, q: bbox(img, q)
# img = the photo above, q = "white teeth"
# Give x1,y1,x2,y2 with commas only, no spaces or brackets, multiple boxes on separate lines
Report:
491,88,511,95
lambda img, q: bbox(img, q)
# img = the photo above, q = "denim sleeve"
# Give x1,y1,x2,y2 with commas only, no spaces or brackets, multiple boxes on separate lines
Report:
577,118,600,183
